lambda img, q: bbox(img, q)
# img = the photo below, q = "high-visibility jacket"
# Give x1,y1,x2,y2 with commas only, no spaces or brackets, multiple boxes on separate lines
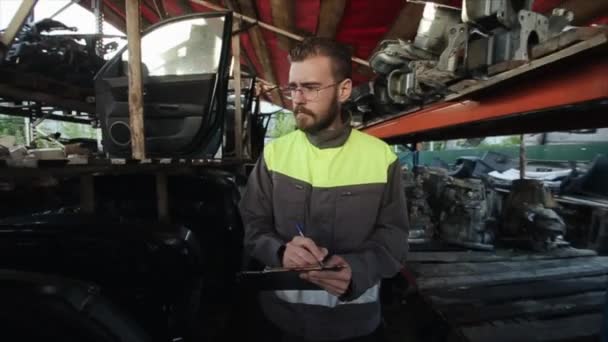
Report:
239,127,409,341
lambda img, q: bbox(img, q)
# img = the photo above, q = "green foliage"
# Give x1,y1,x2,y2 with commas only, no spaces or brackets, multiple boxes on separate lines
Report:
269,111,296,139
0,115,26,145
38,120,97,140
0,114,97,147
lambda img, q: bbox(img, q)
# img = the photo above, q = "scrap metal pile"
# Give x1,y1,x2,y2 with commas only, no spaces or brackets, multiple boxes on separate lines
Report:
1,18,121,88
352,0,575,117
400,152,608,251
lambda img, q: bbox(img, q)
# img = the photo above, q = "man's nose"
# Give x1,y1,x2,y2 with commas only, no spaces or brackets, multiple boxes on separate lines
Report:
292,89,307,106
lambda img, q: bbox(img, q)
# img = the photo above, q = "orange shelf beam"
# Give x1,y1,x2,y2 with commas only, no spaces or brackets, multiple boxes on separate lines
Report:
362,56,608,142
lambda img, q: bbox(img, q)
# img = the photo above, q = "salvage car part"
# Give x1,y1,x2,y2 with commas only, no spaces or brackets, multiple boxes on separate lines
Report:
438,177,495,250
462,0,534,28
4,18,121,88
403,167,435,243
359,0,574,119
502,179,567,250
95,13,232,158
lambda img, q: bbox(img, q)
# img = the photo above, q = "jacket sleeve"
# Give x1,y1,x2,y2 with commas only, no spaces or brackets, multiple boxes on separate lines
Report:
341,160,409,300
239,155,284,267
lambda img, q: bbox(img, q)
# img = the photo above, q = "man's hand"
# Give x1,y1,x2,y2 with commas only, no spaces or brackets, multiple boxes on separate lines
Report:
300,255,352,296
283,236,328,268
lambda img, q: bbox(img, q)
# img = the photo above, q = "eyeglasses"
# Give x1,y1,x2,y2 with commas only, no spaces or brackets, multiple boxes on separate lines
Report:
280,80,345,101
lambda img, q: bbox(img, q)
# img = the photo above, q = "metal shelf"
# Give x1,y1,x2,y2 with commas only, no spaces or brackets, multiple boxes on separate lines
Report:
361,37,608,144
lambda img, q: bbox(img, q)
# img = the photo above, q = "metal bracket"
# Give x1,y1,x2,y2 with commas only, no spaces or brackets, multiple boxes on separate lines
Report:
513,10,549,60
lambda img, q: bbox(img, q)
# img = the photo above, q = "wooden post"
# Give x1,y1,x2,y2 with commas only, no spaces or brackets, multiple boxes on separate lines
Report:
126,0,146,159
0,0,37,49
232,26,243,160
519,134,526,179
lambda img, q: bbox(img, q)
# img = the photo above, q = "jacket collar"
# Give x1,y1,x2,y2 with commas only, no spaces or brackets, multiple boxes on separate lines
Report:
304,124,352,149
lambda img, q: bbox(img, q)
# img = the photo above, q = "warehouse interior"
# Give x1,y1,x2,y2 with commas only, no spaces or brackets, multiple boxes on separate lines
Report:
1,0,608,341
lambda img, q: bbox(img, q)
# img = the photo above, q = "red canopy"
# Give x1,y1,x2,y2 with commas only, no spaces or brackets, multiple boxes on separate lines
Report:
79,0,607,107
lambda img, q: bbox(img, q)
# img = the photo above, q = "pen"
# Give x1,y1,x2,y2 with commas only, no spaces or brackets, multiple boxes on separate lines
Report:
296,223,324,268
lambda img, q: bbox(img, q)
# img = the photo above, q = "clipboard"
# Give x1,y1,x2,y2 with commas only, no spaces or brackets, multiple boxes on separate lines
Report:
237,265,346,291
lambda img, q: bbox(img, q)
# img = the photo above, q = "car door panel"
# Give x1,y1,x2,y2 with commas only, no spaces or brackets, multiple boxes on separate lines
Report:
95,13,231,158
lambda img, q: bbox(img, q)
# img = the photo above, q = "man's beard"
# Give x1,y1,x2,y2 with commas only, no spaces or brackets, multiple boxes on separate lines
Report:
293,97,340,134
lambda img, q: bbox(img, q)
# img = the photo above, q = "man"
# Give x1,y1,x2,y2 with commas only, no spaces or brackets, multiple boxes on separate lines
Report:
239,37,409,341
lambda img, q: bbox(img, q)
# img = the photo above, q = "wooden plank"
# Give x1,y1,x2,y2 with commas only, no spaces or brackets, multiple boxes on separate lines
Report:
408,248,597,263
461,313,603,342
0,84,95,114
429,275,608,307
317,0,347,39
112,0,152,29
270,0,295,50
487,60,527,76
558,195,608,209
443,290,606,325
444,32,608,101
412,256,608,278
417,260,608,290
532,27,605,59
125,0,146,159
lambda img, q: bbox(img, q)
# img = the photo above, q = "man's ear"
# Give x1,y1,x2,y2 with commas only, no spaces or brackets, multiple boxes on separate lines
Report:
338,78,352,103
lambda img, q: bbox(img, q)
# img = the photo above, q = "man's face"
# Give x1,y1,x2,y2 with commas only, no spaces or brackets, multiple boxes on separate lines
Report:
287,55,351,134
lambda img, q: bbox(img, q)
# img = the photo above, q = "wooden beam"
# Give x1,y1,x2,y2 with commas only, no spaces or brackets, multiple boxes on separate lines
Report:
192,0,370,67
109,0,152,29
270,0,295,50
0,0,37,48
233,0,284,106
126,0,146,159
317,0,346,39
150,0,167,19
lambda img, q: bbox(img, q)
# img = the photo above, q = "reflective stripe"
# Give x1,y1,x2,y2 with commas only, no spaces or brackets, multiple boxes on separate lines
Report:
273,284,379,308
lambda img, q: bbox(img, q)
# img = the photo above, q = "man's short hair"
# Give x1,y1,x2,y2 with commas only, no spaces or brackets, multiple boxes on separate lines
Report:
288,37,352,81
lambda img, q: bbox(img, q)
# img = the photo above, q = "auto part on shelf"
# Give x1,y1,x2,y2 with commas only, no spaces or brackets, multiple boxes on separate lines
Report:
359,0,575,120
4,18,119,88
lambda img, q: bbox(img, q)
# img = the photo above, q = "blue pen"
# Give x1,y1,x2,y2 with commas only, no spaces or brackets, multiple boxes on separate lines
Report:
296,223,324,268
